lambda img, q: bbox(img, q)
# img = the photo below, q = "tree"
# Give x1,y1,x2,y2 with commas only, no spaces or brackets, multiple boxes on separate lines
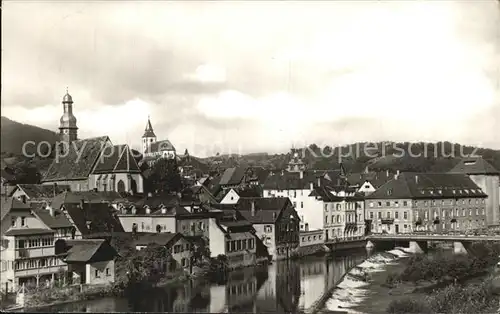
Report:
146,158,182,193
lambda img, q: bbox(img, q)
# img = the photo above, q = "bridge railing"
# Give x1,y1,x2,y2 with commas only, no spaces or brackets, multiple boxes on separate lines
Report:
325,236,366,243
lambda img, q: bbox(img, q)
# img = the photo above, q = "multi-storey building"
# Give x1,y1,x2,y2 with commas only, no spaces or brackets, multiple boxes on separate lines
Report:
365,172,488,234
347,169,394,196
310,185,365,240
449,157,500,228
11,184,70,205
141,117,176,163
1,197,70,292
236,197,300,260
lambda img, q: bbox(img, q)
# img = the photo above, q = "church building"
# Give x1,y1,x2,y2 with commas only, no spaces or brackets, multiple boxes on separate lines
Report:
41,90,144,194
141,117,177,166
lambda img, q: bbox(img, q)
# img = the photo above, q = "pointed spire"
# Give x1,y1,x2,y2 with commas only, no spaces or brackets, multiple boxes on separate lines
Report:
142,116,156,138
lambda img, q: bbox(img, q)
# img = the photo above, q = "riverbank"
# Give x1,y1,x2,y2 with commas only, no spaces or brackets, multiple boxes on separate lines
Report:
319,245,500,314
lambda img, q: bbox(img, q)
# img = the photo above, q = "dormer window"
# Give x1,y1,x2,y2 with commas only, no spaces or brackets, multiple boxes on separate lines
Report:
452,190,456,194
438,190,442,195
420,190,425,194
387,189,393,196
429,190,434,195
86,221,92,230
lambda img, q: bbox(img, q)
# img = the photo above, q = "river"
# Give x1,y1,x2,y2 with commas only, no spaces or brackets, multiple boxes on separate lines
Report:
31,248,370,313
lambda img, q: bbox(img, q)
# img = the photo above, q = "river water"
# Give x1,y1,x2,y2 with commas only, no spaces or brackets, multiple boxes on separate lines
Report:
33,248,370,313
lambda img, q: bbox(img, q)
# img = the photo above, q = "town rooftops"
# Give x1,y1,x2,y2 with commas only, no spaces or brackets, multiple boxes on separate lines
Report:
309,186,364,202
449,157,500,175
50,190,126,210
56,239,118,263
347,171,394,188
366,172,488,200
237,197,292,224
62,201,124,235
148,140,176,153
15,184,71,200
32,207,73,229
220,167,247,186
1,197,31,221
262,171,335,190
92,144,141,174
43,136,110,182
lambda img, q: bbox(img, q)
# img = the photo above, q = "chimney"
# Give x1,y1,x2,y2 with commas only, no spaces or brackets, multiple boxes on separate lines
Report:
145,206,151,214
415,175,419,184
365,166,369,174
272,212,276,220
251,200,256,216
161,205,167,214
317,177,321,187
53,183,57,198
300,171,304,179
281,170,284,176
386,170,389,177
48,205,54,217
79,199,85,209
397,170,400,176
131,206,137,215
177,192,182,199
310,182,314,190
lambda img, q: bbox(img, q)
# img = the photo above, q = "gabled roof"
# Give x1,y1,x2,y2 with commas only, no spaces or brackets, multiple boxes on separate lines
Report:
347,171,394,189
262,171,334,190
50,190,125,210
92,144,141,174
220,167,246,186
15,184,71,199
58,239,118,263
1,197,31,221
5,228,55,236
449,157,500,175
237,197,291,224
32,208,73,229
62,202,124,235
43,136,110,182
367,172,487,200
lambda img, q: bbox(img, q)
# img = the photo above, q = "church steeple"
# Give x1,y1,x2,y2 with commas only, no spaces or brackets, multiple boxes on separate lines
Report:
59,88,78,144
142,116,157,154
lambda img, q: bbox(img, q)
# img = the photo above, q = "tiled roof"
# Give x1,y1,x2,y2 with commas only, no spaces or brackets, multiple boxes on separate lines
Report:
132,232,181,247
32,208,73,229
4,228,55,236
309,186,364,202
1,168,16,182
148,140,176,153
62,202,125,235
43,136,110,182
347,171,394,188
92,144,141,174
51,190,126,210
366,172,488,200
449,157,500,175
235,186,262,198
0,185,16,197
262,171,334,190
205,175,223,196
16,184,71,199
220,167,246,186
134,193,178,209
120,203,191,216
237,197,291,224
61,239,118,263
1,197,30,221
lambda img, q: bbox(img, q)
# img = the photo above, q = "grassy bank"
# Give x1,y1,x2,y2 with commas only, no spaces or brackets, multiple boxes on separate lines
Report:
386,242,500,314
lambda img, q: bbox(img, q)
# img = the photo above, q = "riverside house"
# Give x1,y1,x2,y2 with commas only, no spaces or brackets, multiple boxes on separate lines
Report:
237,197,300,261
55,238,118,285
0,197,69,292
365,172,488,234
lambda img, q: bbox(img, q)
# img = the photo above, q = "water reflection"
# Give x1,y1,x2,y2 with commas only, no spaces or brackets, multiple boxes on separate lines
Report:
34,249,367,313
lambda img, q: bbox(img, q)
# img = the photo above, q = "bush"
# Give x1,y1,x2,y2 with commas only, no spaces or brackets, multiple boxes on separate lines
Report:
387,298,430,314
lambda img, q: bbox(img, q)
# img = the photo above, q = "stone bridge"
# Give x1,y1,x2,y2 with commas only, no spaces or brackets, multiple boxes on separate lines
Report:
367,234,500,254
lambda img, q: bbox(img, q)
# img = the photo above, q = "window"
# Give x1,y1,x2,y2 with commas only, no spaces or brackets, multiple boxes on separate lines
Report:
11,217,16,227
21,217,26,227
403,201,408,206
369,212,374,219
331,216,334,224
395,212,399,219
403,211,408,220
387,212,391,218
249,239,254,249
378,202,382,207
300,202,303,208
324,216,328,224
395,201,399,207
181,258,188,267
95,270,100,278
324,204,328,211
106,268,110,276
386,202,390,207
369,202,374,208
378,212,382,219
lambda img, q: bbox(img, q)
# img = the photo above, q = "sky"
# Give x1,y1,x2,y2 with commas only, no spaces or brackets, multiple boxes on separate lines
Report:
2,1,500,157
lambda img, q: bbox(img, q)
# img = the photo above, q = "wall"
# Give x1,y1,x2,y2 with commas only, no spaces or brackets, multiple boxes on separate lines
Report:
170,237,193,271
274,205,300,260
470,175,500,226
208,218,225,257
220,189,239,204
117,215,176,233
357,181,376,195
89,173,144,194
299,230,324,247
224,232,256,268
253,223,275,258
365,198,413,234
176,217,209,237
86,260,114,285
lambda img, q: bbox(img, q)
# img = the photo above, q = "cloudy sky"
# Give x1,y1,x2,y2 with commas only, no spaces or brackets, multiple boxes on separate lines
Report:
2,1,500,157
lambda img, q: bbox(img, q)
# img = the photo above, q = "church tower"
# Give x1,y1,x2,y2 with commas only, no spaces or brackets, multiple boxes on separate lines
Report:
59,88,78,144
142,116,157,154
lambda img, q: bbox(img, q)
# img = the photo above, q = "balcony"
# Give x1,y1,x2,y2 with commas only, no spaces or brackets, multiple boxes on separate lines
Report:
381,219,394,225
15,265,67,277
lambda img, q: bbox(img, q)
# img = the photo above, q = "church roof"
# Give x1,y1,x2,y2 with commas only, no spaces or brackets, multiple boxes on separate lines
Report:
92,144,141,174
148,140,176,153
43,136,110,182
142,118,156,138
